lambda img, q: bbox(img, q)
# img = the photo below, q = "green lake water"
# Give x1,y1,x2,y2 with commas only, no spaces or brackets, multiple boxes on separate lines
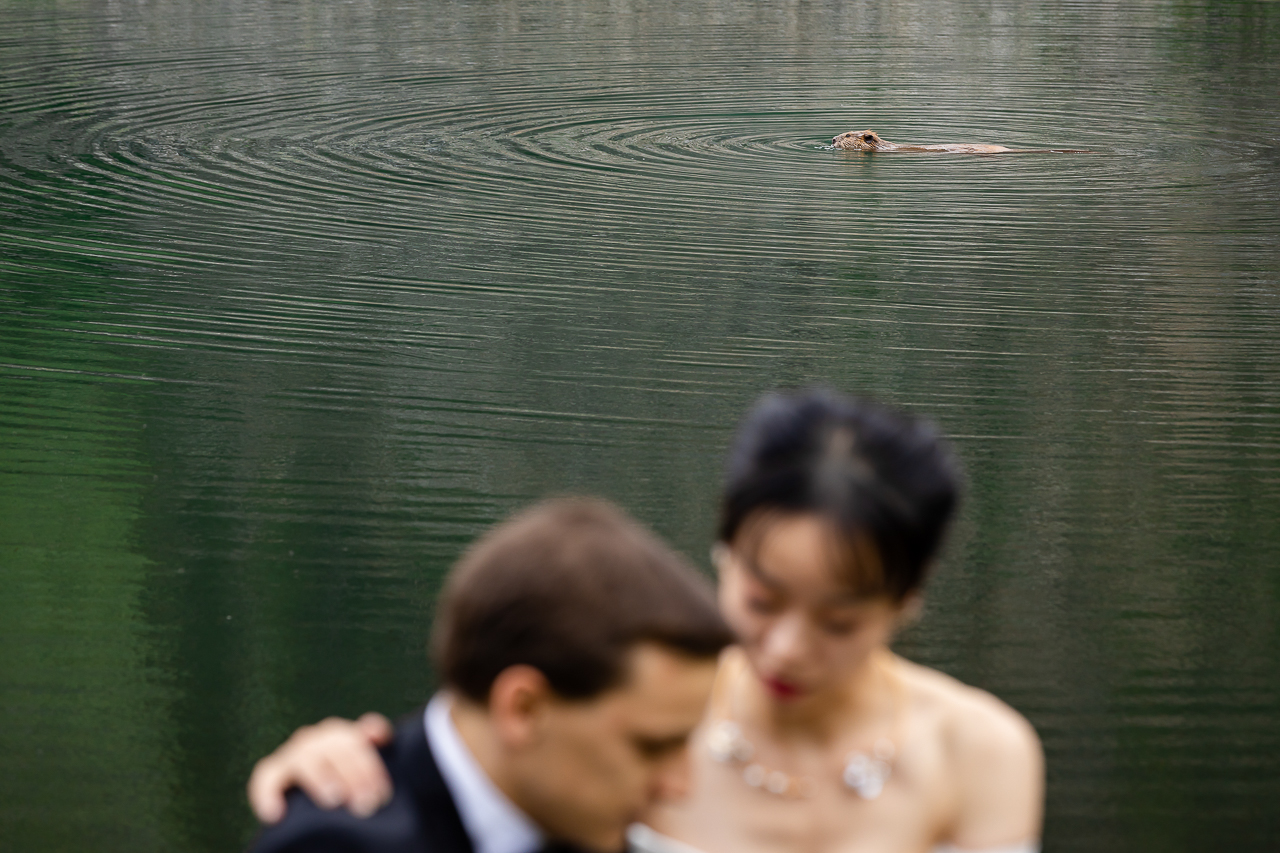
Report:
2,0,1278,849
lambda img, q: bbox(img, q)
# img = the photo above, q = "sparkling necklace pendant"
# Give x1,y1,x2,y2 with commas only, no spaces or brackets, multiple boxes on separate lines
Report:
707,721,754,763
842,737,895,800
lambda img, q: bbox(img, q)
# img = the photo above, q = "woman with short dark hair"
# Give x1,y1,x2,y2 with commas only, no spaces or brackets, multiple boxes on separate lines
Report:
251,389,1044,853
632,389,1041,853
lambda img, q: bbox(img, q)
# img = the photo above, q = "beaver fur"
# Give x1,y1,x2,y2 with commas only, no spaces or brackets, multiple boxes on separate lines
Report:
833,129,1090,154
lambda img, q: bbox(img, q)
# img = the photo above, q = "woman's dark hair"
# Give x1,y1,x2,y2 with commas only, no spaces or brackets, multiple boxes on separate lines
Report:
434,498,733,703
719,389,960,601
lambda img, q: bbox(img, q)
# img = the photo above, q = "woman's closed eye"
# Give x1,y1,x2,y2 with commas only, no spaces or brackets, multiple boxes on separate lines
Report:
819,619,858,636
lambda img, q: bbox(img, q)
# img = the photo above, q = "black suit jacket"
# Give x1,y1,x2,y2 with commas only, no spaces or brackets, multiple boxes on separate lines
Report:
249,709,474,853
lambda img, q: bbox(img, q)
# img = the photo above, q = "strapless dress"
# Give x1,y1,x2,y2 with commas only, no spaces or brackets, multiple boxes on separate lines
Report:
627,823,1040,853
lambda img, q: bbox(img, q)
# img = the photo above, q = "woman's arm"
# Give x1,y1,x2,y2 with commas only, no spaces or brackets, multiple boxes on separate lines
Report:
247,712,395,823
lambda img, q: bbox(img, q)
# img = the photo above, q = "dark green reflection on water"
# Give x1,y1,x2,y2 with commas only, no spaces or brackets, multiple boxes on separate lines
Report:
2,0,1279,850
0,321,171,846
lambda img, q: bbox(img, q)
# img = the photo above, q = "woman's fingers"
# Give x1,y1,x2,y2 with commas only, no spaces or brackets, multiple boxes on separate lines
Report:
247,752,291,823
355,711,393,745
247,715,392,823
327,718,394,817
248,737,346,822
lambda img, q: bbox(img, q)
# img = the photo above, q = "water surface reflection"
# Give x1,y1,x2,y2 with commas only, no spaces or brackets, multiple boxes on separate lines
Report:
1,0,1277,850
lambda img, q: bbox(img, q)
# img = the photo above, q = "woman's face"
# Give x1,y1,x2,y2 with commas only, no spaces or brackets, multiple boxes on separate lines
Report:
717,513,908,704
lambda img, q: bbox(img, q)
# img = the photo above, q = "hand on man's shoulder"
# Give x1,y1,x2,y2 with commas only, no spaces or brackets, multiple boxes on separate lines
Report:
250,712,472,853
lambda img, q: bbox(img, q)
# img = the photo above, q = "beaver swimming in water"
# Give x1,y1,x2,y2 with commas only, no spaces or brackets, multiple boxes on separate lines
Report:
832,129,1090,154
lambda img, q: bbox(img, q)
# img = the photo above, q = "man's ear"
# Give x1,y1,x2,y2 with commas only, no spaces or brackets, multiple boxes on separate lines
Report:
487,665,553,749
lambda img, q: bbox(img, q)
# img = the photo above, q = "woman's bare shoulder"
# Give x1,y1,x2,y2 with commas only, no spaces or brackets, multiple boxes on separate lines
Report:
892,656,1044,843
893,656,1041,768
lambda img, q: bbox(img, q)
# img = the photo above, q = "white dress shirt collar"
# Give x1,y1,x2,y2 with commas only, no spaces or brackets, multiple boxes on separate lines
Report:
425,692,545,853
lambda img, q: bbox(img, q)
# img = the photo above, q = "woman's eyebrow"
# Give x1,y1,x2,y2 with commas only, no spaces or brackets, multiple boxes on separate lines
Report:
819,602,867,617
739,554,784,590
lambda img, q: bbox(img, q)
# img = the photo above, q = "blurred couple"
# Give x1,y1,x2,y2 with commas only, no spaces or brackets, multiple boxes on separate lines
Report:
248,389,1043,853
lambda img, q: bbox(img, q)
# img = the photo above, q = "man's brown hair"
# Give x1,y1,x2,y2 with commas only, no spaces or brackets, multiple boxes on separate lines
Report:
432,498,733,702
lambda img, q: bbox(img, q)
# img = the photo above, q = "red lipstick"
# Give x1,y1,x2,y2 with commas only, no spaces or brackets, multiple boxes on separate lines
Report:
763,676,802,700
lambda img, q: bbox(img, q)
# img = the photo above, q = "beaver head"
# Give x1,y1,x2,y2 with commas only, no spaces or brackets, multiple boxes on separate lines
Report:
832,130,889,151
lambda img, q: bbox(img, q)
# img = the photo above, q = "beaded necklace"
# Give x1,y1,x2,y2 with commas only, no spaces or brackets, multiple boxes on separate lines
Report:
706,651,901,801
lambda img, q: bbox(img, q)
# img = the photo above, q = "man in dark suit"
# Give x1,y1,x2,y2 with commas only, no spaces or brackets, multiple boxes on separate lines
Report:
249,498,734,853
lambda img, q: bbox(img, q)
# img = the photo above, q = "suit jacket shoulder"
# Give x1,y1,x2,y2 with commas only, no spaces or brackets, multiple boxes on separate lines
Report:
249,709,474,853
